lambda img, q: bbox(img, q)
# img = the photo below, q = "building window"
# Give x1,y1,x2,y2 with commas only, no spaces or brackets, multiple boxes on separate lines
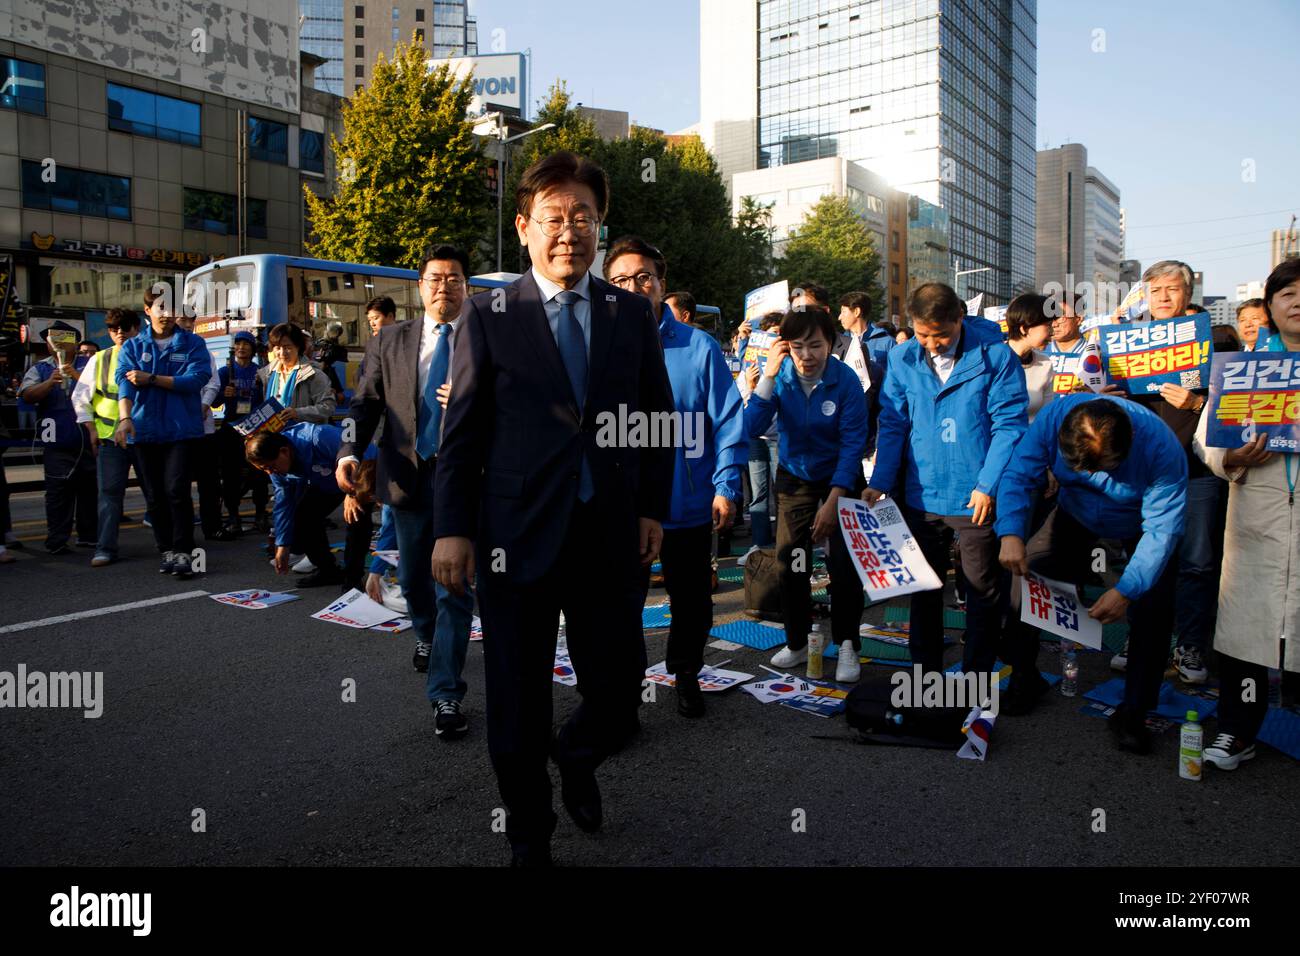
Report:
415,8,424,21
355,5,364,17
392,6,399,19
891,231,900,251
355,64,365,77
392,27,400,42
355,25,364,38
1,57,46,115
247,116,288,164
183,188,267,239
299,129,326,175
355,44,364,57
106,83,201,147
892,296,900,315
21,160,131,220
891,263,900,283
415,28,424,42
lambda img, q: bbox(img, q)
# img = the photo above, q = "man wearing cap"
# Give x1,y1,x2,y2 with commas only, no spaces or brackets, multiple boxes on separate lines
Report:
19,321,97,553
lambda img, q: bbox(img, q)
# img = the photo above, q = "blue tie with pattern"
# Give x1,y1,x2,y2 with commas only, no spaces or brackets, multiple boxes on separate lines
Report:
555,290,594,502
416,323,450,461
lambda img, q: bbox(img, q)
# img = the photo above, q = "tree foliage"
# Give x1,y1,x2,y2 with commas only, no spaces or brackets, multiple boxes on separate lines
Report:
303,36,492,270
778,194,884,321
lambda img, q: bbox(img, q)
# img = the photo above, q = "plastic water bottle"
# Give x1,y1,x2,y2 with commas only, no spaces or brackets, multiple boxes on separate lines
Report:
1060,639,1078,697
807,622,825,680
1179,710,1203,781
1267,667,1283,707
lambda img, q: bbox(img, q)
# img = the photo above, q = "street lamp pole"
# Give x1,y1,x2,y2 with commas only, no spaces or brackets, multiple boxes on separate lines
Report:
953,258,993,301
490,120,555,272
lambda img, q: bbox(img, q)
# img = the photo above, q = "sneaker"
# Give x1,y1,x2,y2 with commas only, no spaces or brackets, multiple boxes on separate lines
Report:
291,554,315,573
1110,641,1128,673
835,643,861,683
433,699,468,739
91,553,115,567
0,546,14,564
770,645,808,668
1174,645,1208,684
142,515,153,528
171,552,193,579
159,551,176,574
207,525,239,542
737,544,761,567
412,640,431,673
1204,733,1257,771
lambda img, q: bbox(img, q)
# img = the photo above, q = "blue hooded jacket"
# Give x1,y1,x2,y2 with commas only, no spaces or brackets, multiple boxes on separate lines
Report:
862,325,897,367
115,328,212,443
995,394,1187,599
871,320,1028,516
744,352,869,491
656,307,747,529
270,422,376,546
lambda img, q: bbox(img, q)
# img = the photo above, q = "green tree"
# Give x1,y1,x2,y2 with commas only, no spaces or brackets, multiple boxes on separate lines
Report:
778,195,884,320
304,36,492,269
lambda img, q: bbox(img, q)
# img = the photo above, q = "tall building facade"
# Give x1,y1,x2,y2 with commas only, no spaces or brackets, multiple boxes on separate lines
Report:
1036,144,1122,297
1083,166,1121,290
700,0,1036,304
301,1,477,97
1272,223,1298,270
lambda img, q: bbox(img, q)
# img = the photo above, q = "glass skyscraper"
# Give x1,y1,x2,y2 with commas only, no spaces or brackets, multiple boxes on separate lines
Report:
301,0,346,96
728,0,1035,302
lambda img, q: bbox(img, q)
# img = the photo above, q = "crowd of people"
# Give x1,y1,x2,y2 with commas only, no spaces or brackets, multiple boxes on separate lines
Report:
3,149,1297,867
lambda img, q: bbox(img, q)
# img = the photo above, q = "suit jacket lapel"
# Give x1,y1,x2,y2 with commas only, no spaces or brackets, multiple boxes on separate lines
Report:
515,271,581,419
584,275,619,420
401,315,423,428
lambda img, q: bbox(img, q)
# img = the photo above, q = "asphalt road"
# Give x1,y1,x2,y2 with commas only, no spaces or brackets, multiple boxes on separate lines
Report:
1,487,1295,867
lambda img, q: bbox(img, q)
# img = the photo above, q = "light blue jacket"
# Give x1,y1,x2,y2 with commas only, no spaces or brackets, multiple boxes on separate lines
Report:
658,307,747,529
270,423,376,546
994,394,1187,599
871,320,1029,516
744,353,869,491
115,328,212,443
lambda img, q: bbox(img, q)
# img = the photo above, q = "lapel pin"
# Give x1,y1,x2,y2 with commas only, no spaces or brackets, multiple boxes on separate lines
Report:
605,294,617,302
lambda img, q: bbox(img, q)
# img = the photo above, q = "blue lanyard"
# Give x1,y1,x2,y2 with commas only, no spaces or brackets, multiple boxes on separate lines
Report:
1287,455,1297,506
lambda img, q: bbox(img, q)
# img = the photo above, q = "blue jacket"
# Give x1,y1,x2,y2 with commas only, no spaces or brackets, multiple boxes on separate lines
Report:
270,422,376,546
657,307,747,529
863,325,897,367
116,329,212,443
20,356,88,446
744,352,869,491
994,394,1187,599
213,361,263,424
871,320,1028,516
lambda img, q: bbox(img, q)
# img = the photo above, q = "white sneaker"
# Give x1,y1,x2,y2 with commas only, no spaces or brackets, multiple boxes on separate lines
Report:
770,645,808,668
737,545,761,568
1174,645,1208,684
1110,641,1128,673
291,554,315,573
836,642,861,683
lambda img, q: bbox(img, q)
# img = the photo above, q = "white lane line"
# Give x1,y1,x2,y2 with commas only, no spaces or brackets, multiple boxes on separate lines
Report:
0,590,210,634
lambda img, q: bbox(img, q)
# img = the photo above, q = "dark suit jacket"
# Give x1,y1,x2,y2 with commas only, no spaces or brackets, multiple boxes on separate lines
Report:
338,315,440,508
433,271,675,584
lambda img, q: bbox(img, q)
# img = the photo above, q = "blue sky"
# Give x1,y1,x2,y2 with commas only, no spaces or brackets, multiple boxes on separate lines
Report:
470,0,1298,298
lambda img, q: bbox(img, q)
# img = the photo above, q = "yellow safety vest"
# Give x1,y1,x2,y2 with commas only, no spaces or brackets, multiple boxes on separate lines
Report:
91,346,121,440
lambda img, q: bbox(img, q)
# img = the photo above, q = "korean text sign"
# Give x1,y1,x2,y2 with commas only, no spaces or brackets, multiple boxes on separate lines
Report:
1204,352,1300,452
1099,313,1212,394
1019,572,1102,649
837,497,942,600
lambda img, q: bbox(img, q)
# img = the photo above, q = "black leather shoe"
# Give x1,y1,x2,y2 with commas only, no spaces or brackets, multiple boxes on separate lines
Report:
1001,672,1049,716
1108,710,1152,755
297,565,344,588
551,735,602,833
676,672,706,718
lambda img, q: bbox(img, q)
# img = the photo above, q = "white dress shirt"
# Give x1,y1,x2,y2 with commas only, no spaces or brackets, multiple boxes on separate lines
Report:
417,312,459,399
925,338,959,385
842,331,872,392
532,267,592,358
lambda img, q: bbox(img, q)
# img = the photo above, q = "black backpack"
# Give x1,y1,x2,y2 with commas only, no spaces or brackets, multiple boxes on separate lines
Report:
742,548,782,621
844,671,969,749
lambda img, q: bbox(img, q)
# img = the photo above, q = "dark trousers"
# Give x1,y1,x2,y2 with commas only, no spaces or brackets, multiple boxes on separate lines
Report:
907,507,1004,675
136,441,195,554
1005,505,1176,717
0,454,11,536
774,468,865,651
291,487,344,570
192,433,223,536
477,498,646,853
217,424,268,520
342,505,374,591
1216,652,1270,743
653,522,715,676
43,444,98,550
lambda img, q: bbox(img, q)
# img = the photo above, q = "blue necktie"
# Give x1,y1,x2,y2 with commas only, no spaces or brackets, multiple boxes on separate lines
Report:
555,291,594,502
416,323,450,460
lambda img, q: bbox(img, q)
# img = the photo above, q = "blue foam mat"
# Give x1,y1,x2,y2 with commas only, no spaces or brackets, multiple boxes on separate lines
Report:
945,659,1062,691
1257,706,1300,760
642,604,672,628
1083,677,1219,721
708,619,787,651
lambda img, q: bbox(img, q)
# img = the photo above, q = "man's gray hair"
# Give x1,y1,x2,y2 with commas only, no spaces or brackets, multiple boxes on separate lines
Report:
1142,259,1194,294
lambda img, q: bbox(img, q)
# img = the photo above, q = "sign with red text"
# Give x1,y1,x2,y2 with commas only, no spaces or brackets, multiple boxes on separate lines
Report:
1019,572,1102,649
837,497,942,600
1099,313,1212,394
1205,351,1300,452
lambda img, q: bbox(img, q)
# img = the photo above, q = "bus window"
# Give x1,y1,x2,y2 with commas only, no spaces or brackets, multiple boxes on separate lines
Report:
286,266,417,346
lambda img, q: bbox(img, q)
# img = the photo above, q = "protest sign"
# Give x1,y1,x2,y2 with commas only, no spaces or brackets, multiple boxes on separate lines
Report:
370,617,412,634
742,330,779,372
643,662,754,692
778,683,849,718
312,588,401,629
233,396,294,437
1117,282,1149,321
1019,572,1103,649
983,305,1008,335
837,497,942,601
373,550,400,567
964,292,984,316
210,589,300,610
1099,313,1212,395
1204,352,1300,452
744,279,789,324
1048,351,1083,393
470,615,483,642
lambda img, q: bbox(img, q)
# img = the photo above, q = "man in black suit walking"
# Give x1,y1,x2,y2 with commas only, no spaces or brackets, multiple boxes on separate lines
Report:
432,151,675,866
337,245,475,740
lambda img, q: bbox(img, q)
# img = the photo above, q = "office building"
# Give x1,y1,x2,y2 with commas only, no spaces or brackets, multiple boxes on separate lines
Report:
1,1,344,344
1272,224,1298,270
700,0,1036,304
301,1,477,97
1036,144,1122,295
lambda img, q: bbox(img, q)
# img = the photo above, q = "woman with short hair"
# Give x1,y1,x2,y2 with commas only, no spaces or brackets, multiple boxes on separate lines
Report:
255,323,336,424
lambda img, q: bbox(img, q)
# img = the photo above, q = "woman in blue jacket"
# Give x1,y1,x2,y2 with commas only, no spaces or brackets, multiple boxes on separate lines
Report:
744,307,870,679
115,285,214,578
864,283,1029,683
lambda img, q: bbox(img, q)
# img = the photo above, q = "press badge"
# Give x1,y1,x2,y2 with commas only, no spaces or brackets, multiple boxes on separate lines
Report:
236,398,252,415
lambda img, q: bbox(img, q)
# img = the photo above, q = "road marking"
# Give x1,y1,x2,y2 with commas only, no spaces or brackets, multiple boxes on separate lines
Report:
0,590,210,634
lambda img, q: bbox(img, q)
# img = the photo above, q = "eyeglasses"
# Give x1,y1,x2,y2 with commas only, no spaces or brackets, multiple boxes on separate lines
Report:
608,271,659,289
420,276,466,289
529,216,598,238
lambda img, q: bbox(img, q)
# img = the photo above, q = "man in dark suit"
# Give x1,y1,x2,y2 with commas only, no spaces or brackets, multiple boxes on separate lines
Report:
432,151,675,866
336,245,475,740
